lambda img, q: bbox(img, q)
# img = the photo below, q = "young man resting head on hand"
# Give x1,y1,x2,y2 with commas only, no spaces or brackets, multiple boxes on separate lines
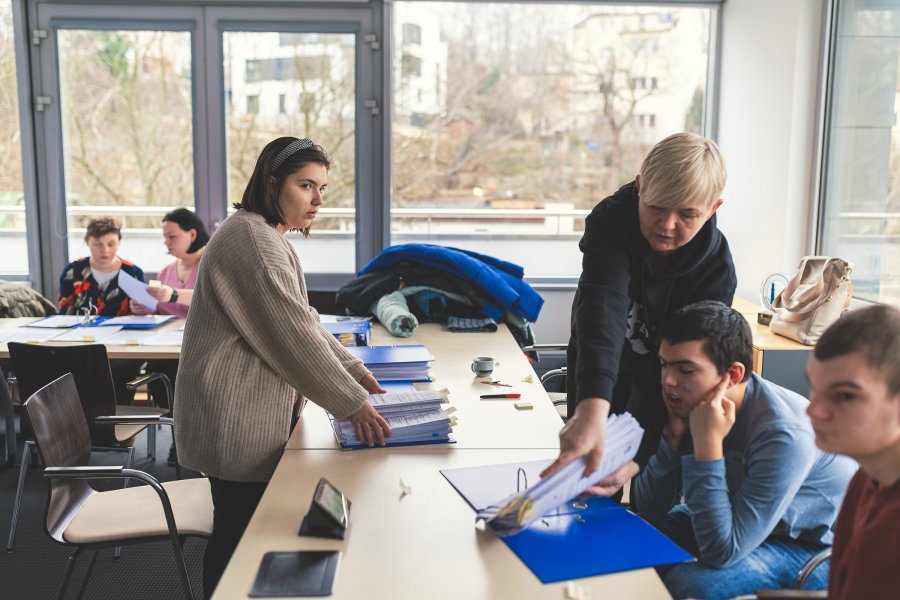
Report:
630,300,856,600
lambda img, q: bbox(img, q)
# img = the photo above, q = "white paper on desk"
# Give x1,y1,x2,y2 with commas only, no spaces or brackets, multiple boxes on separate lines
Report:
54,326,123,342
476,412,644,536
2,327,65,343
441,459,553,511
140,330,183,346
101,329,158,345
24,315,85,328
117,269,157,312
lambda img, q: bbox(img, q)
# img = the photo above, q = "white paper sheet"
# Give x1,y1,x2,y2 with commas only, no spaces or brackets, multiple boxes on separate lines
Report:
441,459,553,511
117,269,158,312
140,331,183,346
54,326,124,342
2,328,65,343
100,329,159,346
23,315,85,328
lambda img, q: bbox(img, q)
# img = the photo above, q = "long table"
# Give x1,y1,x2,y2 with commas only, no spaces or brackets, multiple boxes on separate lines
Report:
213,323,672,599
0,316,184,360
288,323,563,450
0,316,184,462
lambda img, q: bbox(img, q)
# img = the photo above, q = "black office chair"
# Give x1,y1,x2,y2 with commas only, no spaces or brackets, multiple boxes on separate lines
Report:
24,372,212,600
5,342,176,552
522,343,569,421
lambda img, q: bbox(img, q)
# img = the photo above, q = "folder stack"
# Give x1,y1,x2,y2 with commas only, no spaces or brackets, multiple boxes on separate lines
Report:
345,344,434,381
330,389,455,449
320,320,371,347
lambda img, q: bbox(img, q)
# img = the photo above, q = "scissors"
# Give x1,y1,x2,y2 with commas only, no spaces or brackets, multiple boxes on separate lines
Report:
482,380,513,387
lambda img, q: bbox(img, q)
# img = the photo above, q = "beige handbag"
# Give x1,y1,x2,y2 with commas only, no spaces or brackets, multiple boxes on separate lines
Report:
770,256,853,345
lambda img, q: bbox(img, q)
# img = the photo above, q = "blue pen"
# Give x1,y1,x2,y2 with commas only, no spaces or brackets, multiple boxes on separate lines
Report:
770,282,775,305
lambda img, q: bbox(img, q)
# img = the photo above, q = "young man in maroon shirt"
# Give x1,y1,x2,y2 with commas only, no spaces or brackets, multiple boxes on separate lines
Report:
806,304,900,599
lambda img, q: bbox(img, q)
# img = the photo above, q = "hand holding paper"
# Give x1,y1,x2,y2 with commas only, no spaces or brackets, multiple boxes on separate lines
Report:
477,412,644,536
117,269,158,312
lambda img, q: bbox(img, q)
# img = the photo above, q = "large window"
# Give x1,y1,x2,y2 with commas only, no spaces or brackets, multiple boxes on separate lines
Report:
821,0,900,307
223,30,358,274
0,1,27,276
57,28,194,273
8,1,718,293
391,2,714,277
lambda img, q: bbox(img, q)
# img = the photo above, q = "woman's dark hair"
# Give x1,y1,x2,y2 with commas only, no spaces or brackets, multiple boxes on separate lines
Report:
84,216,122,243
660,300,753,382
162,208,210,254
233,136,331,236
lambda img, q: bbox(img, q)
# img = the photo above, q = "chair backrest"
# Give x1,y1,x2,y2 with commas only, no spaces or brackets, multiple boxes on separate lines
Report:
23,372,95,543
9,342,120,446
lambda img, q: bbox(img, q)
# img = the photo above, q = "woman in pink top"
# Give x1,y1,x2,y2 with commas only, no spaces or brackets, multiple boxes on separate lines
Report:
131,208,209,466
131,208,209,317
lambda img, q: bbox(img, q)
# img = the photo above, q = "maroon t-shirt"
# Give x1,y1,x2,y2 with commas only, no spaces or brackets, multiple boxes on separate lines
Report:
829,469,900,599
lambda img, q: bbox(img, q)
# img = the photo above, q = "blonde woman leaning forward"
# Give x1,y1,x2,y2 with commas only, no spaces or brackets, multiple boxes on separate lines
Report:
174,137,391,598
542,133,737,497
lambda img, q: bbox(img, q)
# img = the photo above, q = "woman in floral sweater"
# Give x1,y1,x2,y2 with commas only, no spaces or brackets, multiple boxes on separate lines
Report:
58,216,145,316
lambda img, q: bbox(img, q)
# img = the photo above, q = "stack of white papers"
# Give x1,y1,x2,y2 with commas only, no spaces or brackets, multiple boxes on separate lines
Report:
366,389,448,415
330,390,455,448
476,412,644,536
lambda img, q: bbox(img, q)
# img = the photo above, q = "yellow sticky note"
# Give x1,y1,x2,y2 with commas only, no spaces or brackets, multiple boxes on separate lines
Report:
125,339,140,346
149,279,162,287
514,401,533,411
81,335,96,343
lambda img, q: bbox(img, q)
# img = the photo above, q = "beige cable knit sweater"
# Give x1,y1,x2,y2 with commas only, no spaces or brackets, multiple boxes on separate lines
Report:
174,210,368,481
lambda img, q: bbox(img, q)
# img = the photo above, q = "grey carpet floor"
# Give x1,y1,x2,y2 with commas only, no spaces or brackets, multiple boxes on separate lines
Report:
0,422,208,600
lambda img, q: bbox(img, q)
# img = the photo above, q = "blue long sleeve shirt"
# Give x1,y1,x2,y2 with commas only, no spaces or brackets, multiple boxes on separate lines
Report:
631,373,857,568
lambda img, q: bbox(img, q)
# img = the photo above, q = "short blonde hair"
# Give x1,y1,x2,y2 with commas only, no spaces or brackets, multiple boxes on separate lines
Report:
84,217,122,243
639,132,726,209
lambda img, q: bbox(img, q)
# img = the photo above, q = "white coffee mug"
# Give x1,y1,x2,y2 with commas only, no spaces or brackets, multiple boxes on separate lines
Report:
471,356,494,377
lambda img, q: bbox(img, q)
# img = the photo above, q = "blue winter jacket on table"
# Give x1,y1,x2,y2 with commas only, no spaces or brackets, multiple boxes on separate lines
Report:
358,244,543,322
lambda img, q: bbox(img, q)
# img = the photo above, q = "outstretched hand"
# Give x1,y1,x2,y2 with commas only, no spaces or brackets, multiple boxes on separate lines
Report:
540,398,610,479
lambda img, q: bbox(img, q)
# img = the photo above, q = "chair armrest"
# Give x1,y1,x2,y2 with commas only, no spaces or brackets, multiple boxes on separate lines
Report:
44,466,163,491
521,344,568,352
540,367,567,385
94,415,174,426
755,591,827,599
521,344,568,363
126,372,173,407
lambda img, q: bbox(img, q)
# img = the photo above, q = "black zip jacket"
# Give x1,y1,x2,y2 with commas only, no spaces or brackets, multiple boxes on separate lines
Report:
566,181,737,466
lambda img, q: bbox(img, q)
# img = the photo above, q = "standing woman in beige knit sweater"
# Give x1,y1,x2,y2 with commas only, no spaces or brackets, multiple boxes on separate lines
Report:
175,137,391,598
